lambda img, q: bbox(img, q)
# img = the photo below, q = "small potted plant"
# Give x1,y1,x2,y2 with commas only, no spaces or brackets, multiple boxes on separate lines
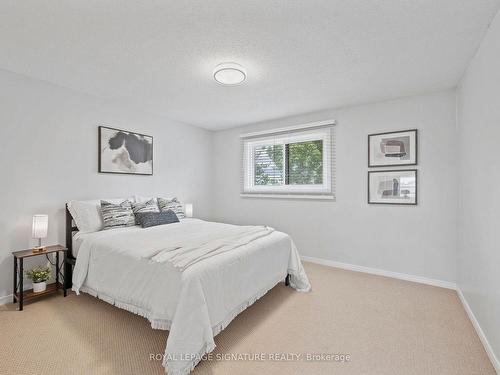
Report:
26,265,52,293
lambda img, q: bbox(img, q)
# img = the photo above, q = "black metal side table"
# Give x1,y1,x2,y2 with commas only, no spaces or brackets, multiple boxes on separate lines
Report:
12,244,67,311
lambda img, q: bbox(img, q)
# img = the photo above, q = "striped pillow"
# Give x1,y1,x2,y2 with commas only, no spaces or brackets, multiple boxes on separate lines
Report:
100,200,135,229
131,199,159,224
157,197,185,219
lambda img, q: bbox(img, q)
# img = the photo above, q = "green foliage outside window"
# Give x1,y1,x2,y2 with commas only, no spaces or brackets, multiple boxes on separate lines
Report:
287,140,323,184
254,140,323,186
254,144,284,185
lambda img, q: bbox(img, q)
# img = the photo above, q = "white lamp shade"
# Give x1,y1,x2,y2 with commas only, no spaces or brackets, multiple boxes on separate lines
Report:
184,203,193,218
32,215,48,239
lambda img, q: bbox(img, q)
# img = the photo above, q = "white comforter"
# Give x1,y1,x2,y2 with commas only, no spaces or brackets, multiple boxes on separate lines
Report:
72,219,310,375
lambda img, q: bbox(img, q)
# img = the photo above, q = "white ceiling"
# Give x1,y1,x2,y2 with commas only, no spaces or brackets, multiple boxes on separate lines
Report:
1,1,499,130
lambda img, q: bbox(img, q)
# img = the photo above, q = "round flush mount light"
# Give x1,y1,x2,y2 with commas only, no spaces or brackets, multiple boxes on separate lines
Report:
213,62,246,85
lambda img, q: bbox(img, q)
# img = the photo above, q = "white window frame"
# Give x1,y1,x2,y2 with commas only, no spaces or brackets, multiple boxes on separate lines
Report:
241,120,335,199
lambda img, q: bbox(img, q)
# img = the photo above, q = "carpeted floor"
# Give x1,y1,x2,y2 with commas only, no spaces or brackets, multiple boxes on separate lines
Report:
0,262,495,375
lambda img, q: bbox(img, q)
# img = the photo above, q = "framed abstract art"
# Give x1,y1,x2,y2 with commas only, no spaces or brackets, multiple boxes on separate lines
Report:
368,169,417,205
368,129,417,167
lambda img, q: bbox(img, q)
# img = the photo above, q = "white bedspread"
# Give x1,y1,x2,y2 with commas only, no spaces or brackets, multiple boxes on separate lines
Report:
72,219,310,375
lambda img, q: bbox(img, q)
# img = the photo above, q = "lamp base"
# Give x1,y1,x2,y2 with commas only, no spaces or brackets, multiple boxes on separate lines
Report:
32,246,46,253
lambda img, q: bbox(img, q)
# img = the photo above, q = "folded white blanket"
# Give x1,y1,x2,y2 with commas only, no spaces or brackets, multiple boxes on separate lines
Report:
146,225,274,270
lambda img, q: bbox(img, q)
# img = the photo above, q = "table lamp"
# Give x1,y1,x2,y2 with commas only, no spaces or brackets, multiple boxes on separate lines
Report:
185,203,193,218
32,214,48,253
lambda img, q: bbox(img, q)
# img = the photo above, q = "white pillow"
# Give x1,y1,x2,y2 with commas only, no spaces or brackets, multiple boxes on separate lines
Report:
67,198,133,233
134,196,157,204
134,195,173,204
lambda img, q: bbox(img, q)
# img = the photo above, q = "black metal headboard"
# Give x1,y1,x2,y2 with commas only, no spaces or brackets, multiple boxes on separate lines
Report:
65,204,78,289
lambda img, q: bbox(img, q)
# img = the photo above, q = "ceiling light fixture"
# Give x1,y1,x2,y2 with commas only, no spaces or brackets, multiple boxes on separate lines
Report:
213,62,246,85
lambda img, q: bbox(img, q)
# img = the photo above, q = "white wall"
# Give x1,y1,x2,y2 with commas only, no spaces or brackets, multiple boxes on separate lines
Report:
0,69,213,298
0,69,461,307
213,90,458,283
457,7,500,364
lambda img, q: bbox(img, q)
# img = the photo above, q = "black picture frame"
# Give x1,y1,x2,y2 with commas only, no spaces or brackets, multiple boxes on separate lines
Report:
368,129,418,167
368,169,417,205
98,125,153,175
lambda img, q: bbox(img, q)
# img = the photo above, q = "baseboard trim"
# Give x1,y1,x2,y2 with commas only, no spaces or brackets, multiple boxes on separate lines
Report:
0,293,13,305
301,255,457,289
457,289,500,374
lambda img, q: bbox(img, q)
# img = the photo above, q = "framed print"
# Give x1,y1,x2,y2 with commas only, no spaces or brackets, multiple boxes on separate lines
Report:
368,169,417,205
368,129,417,167
98,126,153,175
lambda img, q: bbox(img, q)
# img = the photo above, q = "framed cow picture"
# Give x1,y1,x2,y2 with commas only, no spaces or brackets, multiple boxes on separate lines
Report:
368,129,417,167
98,126,153,175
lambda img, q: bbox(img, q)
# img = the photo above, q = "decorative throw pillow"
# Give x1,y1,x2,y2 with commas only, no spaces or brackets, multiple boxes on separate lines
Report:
67,198,131,233
131,199,159,224
157,197,185,219
100,200,135,230
135,210,179,228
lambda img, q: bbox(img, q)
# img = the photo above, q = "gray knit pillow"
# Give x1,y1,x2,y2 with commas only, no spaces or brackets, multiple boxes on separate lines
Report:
135,210,179,228
157,197,185,219
131,199,159,224
100,200,135,229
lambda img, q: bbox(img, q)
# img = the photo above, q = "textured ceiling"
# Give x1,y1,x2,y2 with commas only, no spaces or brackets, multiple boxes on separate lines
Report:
1,1,499,130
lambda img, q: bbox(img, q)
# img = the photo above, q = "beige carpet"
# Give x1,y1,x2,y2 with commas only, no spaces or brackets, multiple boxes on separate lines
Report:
0,262,495,375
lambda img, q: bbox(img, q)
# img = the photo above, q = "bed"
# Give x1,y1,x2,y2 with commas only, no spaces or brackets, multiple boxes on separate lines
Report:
64,204,310,375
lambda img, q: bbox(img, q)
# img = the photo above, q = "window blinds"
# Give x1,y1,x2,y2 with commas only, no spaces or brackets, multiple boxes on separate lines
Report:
240,120,336,199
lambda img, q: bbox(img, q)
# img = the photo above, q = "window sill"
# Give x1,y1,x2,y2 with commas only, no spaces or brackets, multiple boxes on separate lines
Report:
240,193,335,201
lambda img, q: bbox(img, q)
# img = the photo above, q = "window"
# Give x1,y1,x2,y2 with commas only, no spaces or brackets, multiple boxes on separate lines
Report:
241,121,335,199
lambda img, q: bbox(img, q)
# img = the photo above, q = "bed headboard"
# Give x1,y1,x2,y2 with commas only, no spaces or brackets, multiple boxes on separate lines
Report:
65,204,79,259
65,204,78,289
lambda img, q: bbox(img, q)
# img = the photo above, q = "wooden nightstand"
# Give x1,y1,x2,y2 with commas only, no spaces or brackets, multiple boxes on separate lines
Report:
12,245,68,311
